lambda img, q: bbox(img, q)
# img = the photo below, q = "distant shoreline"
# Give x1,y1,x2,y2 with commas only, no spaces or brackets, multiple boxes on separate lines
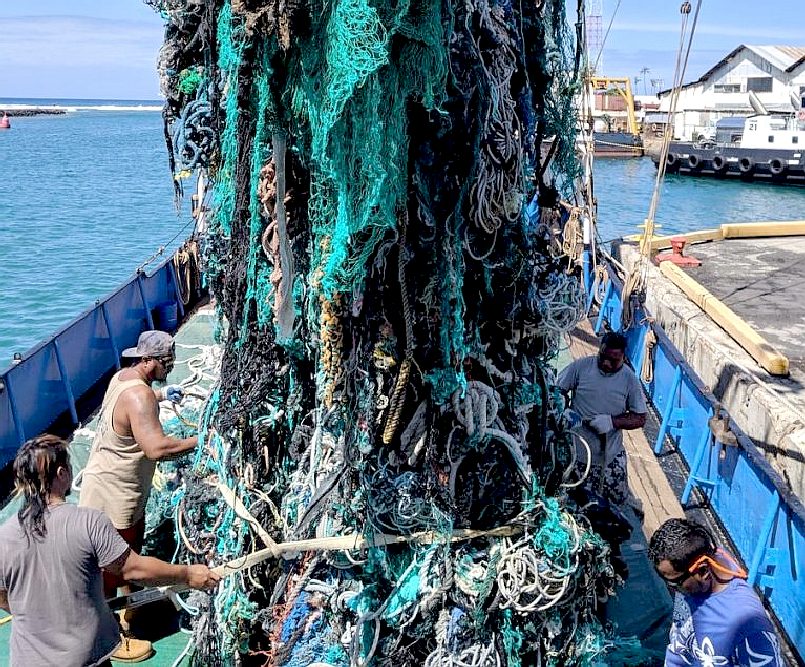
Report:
2,107,66,117
0,101,163,116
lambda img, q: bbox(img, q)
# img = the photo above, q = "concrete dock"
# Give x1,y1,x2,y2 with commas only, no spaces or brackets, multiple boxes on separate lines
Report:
617,237,805,494
687,236,805,373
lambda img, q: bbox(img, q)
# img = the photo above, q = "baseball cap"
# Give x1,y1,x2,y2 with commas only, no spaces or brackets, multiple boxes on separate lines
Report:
121,330,175,359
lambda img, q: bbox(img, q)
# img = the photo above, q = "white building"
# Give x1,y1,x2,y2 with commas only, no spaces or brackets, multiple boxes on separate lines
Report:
657,45,805,140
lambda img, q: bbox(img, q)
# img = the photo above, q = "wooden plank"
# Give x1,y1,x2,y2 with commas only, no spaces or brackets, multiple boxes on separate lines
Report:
624,228,723,251
623,429,685,540
721,220,805,239
567,317,599,359
567,318,685,541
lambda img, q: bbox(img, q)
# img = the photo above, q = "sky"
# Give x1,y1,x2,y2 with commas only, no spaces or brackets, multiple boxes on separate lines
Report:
0,0,804,100
588,0,805,95
0,1,165,100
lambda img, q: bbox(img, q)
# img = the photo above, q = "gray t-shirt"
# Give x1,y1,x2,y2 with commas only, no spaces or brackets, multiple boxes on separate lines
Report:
557,355,648,465
0,503,129,667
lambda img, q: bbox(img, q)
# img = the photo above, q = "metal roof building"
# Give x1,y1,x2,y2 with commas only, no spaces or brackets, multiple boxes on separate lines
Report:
656,45,805,140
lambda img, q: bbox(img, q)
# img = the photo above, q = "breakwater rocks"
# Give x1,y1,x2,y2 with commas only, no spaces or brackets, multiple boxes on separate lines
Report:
2,108,66,117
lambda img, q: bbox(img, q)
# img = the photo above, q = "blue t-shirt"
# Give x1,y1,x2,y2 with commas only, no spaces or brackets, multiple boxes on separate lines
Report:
665,578,783,666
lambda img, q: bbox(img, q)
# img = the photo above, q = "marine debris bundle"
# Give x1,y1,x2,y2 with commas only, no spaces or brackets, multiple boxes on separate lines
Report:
148,0,620,663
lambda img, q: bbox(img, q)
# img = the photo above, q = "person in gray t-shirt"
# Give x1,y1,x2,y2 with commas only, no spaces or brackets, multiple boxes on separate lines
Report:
557,331,647,506
0,435,220,667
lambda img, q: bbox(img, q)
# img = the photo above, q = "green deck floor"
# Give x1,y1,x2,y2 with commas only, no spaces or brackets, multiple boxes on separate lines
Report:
1,315,668,665
0,306,218,666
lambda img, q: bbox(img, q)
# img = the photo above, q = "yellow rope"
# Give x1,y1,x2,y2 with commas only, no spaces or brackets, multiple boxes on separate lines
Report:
560,205,583,269
383,212,415,445
171,402,199,428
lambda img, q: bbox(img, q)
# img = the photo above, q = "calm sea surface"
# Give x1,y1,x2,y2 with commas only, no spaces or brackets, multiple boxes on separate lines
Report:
0,101,191,365
0,100,803,365
593,157,805,242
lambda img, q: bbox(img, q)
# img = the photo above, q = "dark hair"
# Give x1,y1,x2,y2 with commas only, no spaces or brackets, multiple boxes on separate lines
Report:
648,518,716,571
14,435,70,541
601,331,628,353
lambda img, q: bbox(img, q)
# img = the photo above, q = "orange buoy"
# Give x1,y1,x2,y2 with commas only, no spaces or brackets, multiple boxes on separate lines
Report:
0,113,10,129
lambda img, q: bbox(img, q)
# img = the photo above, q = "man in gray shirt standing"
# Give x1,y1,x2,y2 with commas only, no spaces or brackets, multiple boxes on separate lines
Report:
557,331,647,507
0,434,219,667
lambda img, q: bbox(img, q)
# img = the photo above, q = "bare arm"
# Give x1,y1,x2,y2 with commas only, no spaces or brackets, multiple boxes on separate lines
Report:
0,589,9,613
105,549,219,590
122,386,197,461
613,412,646,431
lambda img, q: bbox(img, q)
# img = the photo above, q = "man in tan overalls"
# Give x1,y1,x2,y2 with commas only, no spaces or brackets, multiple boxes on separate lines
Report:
80,330,198,661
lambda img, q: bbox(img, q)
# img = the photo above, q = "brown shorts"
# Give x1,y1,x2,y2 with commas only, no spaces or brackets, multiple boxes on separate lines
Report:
103,518,145,598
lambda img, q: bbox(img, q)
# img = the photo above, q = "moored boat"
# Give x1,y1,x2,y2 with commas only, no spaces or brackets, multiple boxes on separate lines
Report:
593,130,644,157
658,113,805,183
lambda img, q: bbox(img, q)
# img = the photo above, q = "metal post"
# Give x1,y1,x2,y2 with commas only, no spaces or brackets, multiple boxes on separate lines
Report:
101,303,121,370
748,491,780,585
631,323,648,377
136,273,155,330
654,365,682,454
681,407,714,505
53,339,79,425
582,246,592,303
169,262,186,319
585,279,597,315
594,281,612,334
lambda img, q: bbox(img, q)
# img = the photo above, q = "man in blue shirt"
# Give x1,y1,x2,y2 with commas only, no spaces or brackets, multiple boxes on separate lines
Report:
648,518,783,667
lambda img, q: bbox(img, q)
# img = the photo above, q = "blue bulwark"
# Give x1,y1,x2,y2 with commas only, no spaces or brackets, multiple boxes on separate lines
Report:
0,257,185,468
591,262,805,664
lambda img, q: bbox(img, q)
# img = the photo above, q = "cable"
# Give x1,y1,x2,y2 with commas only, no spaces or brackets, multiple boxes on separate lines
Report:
593,0,623,73
623,0,703,329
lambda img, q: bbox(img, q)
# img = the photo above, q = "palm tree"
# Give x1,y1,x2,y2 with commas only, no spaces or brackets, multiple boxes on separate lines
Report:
640,67,651,95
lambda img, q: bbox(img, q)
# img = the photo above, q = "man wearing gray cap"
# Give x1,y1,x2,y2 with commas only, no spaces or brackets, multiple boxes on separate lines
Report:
79,330,198,661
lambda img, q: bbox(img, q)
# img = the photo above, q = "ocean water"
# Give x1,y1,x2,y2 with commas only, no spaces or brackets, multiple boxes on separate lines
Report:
0,101,803,365
593,157,805,242
0,101,192,366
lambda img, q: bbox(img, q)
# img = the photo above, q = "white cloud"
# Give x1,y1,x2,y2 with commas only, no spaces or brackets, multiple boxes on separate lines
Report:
0,16,163,69
0,15,165,97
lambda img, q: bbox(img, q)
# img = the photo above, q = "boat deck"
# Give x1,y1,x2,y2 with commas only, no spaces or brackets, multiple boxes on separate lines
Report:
0,308,694,664
565,318,678,660
566,319,686,539
0,304,219,666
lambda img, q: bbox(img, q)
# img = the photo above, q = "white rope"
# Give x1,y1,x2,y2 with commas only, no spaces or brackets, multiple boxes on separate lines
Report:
560,432,592,489
425,638,502,667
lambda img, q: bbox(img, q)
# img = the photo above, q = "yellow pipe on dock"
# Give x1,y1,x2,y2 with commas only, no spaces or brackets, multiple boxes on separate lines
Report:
659,262,789,376
720,221,805,239
625,220,805,251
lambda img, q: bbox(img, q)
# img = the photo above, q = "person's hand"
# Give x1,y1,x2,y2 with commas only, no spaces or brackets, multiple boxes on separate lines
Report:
164,385,185,403
588,414,614,434
186,564,220,591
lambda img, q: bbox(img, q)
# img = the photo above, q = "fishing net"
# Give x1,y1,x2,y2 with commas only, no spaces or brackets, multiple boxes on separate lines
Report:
148,0,629,664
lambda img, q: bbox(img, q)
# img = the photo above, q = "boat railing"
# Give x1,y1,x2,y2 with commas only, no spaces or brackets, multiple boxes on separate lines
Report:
0,256,191,469
591,262,805,662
